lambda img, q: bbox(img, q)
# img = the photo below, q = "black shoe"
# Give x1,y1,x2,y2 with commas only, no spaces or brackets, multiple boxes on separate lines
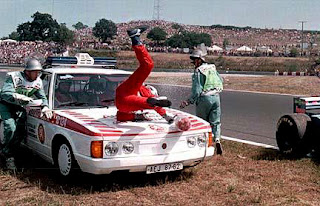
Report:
147,97,172,107
216,142,223,155
127,25,149,37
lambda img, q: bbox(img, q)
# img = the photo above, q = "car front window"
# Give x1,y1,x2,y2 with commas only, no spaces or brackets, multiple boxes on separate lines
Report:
53,73,128,109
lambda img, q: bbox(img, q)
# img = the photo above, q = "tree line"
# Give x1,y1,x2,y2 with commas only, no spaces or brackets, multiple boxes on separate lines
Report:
2,12,212,48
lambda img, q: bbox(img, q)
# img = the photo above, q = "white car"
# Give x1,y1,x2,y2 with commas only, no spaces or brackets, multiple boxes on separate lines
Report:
23,54,214,176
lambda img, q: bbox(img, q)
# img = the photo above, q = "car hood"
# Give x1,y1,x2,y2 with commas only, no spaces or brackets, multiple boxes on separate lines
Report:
54,107,211,138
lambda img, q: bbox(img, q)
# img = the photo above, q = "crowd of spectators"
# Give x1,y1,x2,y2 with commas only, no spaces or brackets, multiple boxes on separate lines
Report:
1,20,319,64
0,41,60,64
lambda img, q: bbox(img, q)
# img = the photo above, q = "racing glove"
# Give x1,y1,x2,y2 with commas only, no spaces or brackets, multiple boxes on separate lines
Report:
163,113,176,124
41,106,53,119
12,93,33,105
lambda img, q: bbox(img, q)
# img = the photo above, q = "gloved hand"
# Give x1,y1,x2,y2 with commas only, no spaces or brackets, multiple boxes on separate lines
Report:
179,100,189,109
13,93,33,104
135,112,152,121
41,106,53,119
163,113,176,124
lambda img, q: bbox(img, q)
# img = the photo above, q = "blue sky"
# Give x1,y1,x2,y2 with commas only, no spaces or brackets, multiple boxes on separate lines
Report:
0,0,319,37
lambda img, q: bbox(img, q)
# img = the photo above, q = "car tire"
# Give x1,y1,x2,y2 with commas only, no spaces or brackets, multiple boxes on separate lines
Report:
276,113,311,155
56,141,79,177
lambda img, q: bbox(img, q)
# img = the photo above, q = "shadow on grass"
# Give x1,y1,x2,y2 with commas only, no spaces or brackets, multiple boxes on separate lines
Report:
252,147,320,165
1,147,195,195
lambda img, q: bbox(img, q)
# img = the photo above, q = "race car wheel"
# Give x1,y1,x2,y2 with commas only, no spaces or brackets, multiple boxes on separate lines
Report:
57,141,78,177
276,114,311,155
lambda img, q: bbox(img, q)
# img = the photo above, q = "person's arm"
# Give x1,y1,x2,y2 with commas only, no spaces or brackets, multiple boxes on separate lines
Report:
34,88,49,107
0,75,32,106
187,70,203,104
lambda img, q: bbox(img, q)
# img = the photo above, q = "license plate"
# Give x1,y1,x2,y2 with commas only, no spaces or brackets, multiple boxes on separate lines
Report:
146,162,183,174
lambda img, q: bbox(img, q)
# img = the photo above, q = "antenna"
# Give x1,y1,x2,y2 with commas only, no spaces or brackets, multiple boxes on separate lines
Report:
299,20,307,56
52,0,54,17
153,0,161,20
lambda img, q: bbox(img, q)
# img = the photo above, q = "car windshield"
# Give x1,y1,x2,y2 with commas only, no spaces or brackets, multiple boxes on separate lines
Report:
54,73,129,109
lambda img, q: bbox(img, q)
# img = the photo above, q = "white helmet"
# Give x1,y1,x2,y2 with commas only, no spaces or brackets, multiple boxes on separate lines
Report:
25,58,42,71
190,49,206,62
146,85,158,96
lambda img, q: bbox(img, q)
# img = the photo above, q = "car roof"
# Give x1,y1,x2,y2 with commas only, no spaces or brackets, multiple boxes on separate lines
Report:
43,67,132,75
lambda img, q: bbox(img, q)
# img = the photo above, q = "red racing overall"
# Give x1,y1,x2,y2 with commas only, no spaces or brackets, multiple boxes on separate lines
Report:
115,45,166,121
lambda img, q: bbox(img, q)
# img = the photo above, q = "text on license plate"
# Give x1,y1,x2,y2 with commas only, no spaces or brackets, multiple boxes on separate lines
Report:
146,162,183,174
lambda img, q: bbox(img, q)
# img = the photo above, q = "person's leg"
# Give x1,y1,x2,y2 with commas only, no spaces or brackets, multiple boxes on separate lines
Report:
0,104,18,169
116,26,171,121
207,95,223,155
117,45,154,96
208,95,221,142
11,109,27,153
196,95,223,155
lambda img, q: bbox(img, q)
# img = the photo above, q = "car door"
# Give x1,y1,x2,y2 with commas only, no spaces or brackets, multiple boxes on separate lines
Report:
25,73,54,161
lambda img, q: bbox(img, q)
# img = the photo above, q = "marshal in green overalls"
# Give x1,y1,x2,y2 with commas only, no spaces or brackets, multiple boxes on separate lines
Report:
188,63,223,143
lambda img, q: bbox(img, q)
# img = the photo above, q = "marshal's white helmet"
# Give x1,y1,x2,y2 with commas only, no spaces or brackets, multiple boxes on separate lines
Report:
25,58,43,71
190,49,206,62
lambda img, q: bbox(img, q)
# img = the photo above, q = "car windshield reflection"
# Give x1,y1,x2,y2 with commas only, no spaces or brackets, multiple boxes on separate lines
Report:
53,73,128,109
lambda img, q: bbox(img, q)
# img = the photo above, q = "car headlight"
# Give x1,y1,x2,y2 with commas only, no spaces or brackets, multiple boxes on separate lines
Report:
187,136,197,148
105,142,119,156
122,142,134,154
197,135,206,147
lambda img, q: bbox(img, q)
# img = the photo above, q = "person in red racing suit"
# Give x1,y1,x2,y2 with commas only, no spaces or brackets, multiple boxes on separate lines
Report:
115,26,174,123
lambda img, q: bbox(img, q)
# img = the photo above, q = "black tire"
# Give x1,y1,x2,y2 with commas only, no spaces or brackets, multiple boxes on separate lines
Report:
55,140,79,177
276,114,311,155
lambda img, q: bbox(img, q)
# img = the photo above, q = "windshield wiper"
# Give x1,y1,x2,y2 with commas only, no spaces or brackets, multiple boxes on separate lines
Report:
101,99,114,103
58,101,89,107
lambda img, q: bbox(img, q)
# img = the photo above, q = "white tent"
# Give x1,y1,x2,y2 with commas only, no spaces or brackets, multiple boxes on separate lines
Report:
236,46,252,52
258,46,272,53
208,45,223,52
2,39,17,43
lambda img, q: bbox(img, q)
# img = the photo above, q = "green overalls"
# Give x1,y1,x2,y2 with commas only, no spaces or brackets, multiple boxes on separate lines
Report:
0,71,48,157
188,63,223,142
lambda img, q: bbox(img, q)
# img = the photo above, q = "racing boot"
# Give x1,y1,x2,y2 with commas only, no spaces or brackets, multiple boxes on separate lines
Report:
147,97,172,107
127,25,149,45
215,141,223,155
5,157,17,171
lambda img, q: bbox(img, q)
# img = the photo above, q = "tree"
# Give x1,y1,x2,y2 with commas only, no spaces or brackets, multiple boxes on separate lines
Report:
16,12,60,41
92,19,117,43
72,22,88,30
166,31,211,49
54,23,75,45
30,12,60,41
17,22,33,41
8,31,19,40
172,23,184,32
289,48,299,57
223,38,229,49
147,27,167,45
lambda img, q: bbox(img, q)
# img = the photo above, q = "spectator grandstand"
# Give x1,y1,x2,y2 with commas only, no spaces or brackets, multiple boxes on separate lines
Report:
1,20,319,64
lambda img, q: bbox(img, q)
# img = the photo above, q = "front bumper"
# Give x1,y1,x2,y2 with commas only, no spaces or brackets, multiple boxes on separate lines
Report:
75,147,214,174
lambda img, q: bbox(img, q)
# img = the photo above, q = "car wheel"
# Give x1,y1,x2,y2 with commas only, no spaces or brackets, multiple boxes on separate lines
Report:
276,114,311,155
57,141,78,177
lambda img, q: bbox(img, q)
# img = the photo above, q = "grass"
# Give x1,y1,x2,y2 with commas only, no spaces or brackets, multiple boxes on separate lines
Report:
0,142,319,205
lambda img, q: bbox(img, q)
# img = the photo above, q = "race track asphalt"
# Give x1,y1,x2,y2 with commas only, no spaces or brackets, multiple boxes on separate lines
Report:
154,84,294,147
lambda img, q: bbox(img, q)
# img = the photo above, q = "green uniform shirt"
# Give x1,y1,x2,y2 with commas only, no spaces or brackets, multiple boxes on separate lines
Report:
0,71,48,107
188,63,223,104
